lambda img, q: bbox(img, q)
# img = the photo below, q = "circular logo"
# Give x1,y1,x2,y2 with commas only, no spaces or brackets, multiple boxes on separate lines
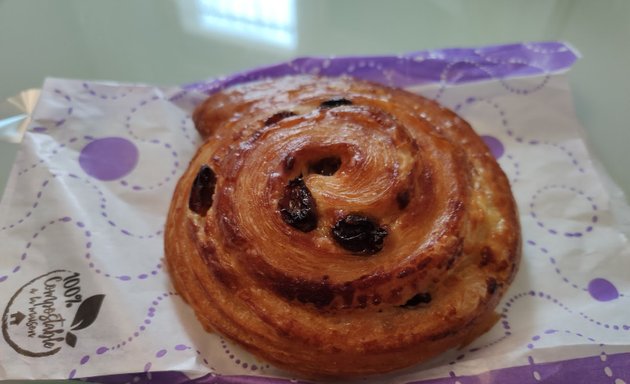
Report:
2,270,105,357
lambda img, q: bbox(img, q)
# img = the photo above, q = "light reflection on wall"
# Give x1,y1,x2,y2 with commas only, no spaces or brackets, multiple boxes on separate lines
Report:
189,0,296,49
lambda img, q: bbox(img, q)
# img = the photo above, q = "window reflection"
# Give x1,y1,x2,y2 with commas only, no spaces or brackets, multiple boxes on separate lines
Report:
184,0,296,49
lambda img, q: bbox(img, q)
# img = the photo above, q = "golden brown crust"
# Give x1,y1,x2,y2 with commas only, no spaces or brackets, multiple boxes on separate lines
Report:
165,75,521,377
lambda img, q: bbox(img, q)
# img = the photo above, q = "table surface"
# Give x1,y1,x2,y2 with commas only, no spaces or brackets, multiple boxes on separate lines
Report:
0,0,629,382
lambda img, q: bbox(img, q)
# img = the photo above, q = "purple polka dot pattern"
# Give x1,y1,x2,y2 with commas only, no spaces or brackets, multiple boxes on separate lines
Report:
588,278,620,302
481,134,505,159
79,137,139,181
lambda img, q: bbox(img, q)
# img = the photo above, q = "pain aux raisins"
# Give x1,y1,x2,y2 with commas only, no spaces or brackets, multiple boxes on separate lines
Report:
188,164,217,216
331,214,388,255
278,176,318,232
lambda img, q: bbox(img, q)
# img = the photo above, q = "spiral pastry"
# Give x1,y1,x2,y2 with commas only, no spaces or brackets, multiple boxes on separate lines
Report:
165,75,521,377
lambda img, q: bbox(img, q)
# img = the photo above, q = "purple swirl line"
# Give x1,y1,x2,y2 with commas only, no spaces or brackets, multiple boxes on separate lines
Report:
503,290,630,331
529,184,597,237
68,292,177,380
526,330,624,383
218,336,270,373
17,136,93,177
123,95,168,141
527,237,627,302
166,90,203,145
124,89,198,144
63,172,163,240
441,291,568,367
505,154,521,184
0,177,54,231
0,216,74,283
44,88,73,128
434,59,550,101
454,96,586,173
526,239,591,293
107,292,177,350
82,82,131,100
69,336,187,380
118,140,180,192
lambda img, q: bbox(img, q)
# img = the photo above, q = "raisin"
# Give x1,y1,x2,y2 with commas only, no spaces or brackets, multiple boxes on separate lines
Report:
283,155,295,171
479,246,494,267
486,277,498,295
309,156,341,176
401,292,432,308
264,111,296,126
396,190,410,209
278,176,318,232
319,98,353,109
331,214,387,254
188,165,217,216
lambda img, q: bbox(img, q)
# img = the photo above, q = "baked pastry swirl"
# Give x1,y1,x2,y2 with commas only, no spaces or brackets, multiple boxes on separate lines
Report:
165,75,521,377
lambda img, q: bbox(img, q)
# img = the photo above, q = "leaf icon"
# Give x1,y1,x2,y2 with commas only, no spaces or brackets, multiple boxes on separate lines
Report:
66,332,77,347
70,294,105,331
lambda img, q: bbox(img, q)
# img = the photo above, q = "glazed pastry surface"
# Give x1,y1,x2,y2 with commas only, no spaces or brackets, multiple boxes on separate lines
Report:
165,75,521,377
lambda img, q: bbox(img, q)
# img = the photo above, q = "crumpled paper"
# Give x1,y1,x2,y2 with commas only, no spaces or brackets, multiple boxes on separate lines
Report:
1,42,629,383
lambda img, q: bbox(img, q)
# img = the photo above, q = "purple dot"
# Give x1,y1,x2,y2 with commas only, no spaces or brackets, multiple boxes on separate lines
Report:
175,344,188,351
482,136,503,157
156,349,167,358
588,278,619,301
96,346,109,355
79,137,139,181
68,369,76,379
80,355,90,365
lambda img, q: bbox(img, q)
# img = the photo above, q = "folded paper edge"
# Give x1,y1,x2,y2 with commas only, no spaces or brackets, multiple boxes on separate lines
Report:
183,41,580,93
